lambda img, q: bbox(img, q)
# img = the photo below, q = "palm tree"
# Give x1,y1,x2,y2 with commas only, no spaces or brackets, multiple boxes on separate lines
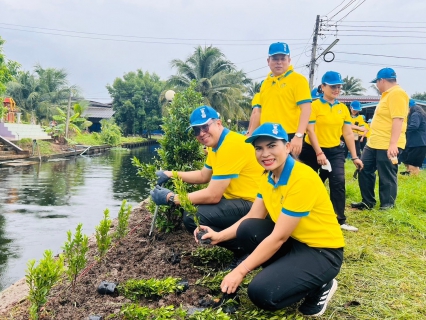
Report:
341,76,366,95
168,46,251,119
370,84,381,96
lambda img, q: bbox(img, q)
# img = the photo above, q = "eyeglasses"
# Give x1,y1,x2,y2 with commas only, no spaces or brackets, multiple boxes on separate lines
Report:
329,85,342,90
193,122,214,136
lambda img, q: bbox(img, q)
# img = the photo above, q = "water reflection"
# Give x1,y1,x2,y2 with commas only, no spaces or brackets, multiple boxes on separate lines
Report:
0,145,156,291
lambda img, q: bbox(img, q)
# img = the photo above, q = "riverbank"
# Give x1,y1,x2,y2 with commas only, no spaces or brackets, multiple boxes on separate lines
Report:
0,167,425,319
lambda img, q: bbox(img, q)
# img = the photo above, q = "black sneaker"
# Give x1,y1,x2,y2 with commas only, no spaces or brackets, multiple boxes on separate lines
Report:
298,279,338,317
225,253,249,271
351,202,372,210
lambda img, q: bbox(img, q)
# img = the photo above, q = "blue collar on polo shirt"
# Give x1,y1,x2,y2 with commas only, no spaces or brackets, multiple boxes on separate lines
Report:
320,97,340,107
212,128,230,152
267,156,295,187
269,65,294,80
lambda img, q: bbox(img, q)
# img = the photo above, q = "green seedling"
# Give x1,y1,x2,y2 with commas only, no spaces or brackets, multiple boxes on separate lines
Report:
95,208,112,260
26,250,64,320
121,304,186,320
115,199,132,240
119,277,185,301
172,171,211,245
191,246,233,269
62,223,89,288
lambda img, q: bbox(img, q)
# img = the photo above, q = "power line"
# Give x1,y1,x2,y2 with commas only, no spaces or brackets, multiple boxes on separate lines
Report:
334,51,426,62
328,0,356,20
336,0,367,23
332,20,426,24
321,33,426,39
335,24,426,29
0,22,308,42
334,29,426,34
324,0,347,17
333,59,426,70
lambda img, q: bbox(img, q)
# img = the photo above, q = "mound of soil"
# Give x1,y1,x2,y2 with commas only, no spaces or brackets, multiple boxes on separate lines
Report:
0,203,216,319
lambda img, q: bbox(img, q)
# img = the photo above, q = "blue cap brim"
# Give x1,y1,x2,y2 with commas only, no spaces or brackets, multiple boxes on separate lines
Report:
245,134,287,144
370,78,378,83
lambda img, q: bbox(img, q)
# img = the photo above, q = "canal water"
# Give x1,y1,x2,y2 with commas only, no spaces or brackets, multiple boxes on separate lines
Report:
0,145,157,291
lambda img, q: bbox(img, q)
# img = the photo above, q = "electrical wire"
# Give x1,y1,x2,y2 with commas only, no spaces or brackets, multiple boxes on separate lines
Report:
332,20,426,24
334,51,426,62
333,59,426,70
328,0,356,20
336,0,367,23
324,0,347,18
0,22,308,42
335,29,426,34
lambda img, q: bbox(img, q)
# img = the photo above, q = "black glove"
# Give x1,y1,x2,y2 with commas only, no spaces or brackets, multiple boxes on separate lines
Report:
150,185,173,205
155,170,170,186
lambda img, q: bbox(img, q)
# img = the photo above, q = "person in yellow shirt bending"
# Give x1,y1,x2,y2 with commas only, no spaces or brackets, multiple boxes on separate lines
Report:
196,123,345,317
246,42,312,156
346,100,368,158
351,68,409,210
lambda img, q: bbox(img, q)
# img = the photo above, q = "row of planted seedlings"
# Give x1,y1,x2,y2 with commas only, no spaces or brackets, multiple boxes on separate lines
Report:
25,199,132,320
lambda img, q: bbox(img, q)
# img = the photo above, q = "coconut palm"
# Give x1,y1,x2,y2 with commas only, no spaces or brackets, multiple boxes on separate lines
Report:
168,46,251,120
341,76,366,95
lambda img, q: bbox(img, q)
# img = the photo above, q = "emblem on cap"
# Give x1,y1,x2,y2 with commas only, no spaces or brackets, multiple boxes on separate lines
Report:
200,108,206,118
272,124,279,135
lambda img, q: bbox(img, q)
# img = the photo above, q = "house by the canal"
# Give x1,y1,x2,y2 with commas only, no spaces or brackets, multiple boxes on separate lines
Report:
82,101,115,132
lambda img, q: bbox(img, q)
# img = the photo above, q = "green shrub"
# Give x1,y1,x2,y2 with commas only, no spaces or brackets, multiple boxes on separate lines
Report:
119,277,184,301
133,81,206,232
26,250,64,320
95,209,112,260
62,223,89,288
121,304,186,320
191,246,233,268
99,119,122,146
114,199,132,240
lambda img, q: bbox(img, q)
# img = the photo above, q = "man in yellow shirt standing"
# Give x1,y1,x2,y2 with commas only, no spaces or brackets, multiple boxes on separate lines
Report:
351,68,409,210
246,42,312,156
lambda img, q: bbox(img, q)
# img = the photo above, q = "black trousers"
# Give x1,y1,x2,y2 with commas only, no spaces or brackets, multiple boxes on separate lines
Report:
299,143,347,224
183,198,252,254
358,146,399,207
237,219,343,311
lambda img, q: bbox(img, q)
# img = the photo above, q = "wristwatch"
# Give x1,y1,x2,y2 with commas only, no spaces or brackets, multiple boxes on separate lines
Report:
168,194,176,206
295,133,304,138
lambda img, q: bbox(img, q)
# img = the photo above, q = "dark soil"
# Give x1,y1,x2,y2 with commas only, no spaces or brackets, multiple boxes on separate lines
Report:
1,204,218,319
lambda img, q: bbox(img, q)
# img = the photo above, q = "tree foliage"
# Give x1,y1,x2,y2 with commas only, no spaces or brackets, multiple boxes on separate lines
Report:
412,92,426,100
107,70,165,136
168,45,251,120
0,37,20,96
133,82,205,232
341,76,366,95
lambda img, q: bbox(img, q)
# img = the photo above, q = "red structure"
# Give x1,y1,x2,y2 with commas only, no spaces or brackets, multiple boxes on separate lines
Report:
3,97,16,123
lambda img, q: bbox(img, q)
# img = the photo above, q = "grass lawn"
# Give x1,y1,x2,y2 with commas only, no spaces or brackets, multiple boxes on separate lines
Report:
328,162,426,319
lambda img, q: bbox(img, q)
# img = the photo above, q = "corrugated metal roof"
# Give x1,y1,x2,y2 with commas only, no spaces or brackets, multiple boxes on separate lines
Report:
83,107,115,118
337,95,381,102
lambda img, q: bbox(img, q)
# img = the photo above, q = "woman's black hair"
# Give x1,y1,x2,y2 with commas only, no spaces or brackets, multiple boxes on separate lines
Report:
317,84,324,94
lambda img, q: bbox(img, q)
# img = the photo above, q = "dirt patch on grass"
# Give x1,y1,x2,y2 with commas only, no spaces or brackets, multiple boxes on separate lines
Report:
0,204,215,319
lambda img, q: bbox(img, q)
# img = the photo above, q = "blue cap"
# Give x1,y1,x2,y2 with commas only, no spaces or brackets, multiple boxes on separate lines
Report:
268,42,290,56
322,71,345,85
409,99,416,108
245,122,289,144
189,105,220,127
370,68,397,83
350,100,362,111
311,88,323,99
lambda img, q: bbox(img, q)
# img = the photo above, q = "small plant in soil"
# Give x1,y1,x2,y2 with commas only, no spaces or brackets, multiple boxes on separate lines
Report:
114,199,132,240
121,304,186,320
191,246,233,269
95,208,112,260
171,171,211,245
118,277,185,301
26,250,65,320
62,223,89,288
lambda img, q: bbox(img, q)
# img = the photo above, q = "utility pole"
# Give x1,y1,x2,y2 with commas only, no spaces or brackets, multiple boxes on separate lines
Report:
65,89,71,140
308,15,321,90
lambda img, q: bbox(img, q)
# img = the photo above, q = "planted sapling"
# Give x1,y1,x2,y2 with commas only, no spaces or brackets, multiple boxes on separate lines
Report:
62,223,89,288
171,171,211,244
26,250,65,320
95,208,112,260
114,199,132,240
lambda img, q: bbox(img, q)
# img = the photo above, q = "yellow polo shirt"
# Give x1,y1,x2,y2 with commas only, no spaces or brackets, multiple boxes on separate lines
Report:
350,114,366,137
364,123,371,138
205,128,263,202
305,98,352,148
368,85,409,150
259,65,312,133
252,93,261,109
257,157,344,248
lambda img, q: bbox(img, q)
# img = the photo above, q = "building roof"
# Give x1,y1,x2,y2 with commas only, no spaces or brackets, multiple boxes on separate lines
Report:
361,99,426,109
82,100,115,119
337,95,381,103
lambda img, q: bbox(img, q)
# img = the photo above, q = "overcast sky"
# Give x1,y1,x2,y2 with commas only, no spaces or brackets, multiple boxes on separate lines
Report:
1,0,425,103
